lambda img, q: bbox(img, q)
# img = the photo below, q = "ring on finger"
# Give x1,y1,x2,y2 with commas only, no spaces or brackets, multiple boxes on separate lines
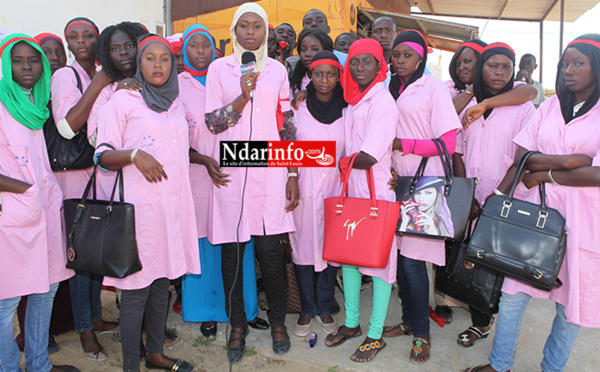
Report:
124,82,128,86
246,80,252,86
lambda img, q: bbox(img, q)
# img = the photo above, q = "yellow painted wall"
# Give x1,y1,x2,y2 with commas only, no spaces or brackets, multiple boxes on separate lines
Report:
173,0,375,55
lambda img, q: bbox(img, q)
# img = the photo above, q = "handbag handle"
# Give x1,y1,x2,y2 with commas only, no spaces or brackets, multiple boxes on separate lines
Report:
505,151,541,202
432,138,455,197
336,153,379,218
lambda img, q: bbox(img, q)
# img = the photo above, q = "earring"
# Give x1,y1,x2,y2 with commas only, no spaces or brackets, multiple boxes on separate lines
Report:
68,51,73,59
416,60,422,68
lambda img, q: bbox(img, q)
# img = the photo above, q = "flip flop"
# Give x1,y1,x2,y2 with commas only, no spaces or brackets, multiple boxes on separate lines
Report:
324,326,362,347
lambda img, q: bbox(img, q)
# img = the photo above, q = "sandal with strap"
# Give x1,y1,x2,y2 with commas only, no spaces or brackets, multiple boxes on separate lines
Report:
382,323,414,337
350,337,386,363
463,364,506,372
145,358,194,372
410,336,431,364
227,326,249,364
457,325,491,348
271,326,291,354
324,325,362,347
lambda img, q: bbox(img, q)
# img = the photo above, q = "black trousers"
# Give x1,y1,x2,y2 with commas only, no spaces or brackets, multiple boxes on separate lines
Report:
222,234,286,329
470,306,493,327
120,278,170,372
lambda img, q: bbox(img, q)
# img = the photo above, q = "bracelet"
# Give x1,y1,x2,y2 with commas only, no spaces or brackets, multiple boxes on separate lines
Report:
493,188,505,196
462,89,474,95
130,148,139,163
547,170,558,185
287,172,298,178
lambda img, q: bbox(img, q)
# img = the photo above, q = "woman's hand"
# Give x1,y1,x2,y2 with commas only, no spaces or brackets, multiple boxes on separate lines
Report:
462,102,487,129
388,168,399,191
291,90,308,110
92,68,114,88
133,150,168,183
240,72,259,101
285,177,300,212
116,78,142,92
523,171,544,189
204,157,231,188
469,197,482,220
399,203,414,231
415,212,438,235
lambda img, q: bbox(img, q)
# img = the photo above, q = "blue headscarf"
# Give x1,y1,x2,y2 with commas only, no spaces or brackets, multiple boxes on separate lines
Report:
182,24,215,86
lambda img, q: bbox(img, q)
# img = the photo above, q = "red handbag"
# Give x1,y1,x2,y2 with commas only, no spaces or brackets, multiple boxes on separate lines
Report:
323,154,401,268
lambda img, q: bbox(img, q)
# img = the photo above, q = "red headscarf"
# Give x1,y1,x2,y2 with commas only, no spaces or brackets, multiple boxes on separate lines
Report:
341,38,388,105
34,33,63,47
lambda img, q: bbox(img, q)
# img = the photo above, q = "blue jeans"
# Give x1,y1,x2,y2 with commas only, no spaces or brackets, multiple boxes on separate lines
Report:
294,264,337,318
397,253,430,338
0,283,58,372
490,292,581,372
69,271,102,333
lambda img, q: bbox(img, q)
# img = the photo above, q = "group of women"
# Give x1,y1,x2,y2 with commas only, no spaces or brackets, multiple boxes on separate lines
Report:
1,1,599,371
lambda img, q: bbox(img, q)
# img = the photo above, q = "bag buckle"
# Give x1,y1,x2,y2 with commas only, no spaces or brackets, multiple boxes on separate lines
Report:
369,207,378,218
76,204,86,212
501,201,512,218
463,260,475,269
476,250,485,259
335,204,343,215
536,211,548,228
533,270,543,280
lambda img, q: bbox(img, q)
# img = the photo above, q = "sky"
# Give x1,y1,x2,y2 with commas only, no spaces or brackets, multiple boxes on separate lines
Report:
417,3,600,89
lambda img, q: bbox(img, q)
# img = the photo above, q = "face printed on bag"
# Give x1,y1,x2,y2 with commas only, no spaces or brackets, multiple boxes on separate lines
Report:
414,186,437,212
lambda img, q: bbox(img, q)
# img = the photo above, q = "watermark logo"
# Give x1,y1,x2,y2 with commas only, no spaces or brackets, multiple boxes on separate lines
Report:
220,141,336,168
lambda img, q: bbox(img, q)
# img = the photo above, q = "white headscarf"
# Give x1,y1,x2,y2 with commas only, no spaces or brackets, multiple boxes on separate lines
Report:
229,2,269,72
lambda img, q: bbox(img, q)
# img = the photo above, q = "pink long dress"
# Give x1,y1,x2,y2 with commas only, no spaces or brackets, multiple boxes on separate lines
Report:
0,104,73,300
393,74,461,266
95,90,200,290
204,55,295,245
504,96,600,327
289,101,345,271
344,82,397,284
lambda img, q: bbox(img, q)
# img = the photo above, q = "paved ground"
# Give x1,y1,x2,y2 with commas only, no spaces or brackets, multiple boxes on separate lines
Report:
30,265,600,371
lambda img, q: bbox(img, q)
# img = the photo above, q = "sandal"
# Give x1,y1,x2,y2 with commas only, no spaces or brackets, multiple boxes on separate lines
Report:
457,325,491,348
463,364,502,372
324,325,362,347
410,336,431,364
350,337,386,363
227,326,248,364
382,323,414,337
163,329,180,347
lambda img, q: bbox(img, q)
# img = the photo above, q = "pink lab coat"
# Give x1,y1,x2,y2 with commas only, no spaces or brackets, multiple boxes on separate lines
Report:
204,55,295,245
392,74,461,266
88,82,119,199
503,96,600,327
344,82,397,284
50,60,94,199
178,72,216,239
289,101,345,271
457,98,536,203
445,80,460,98
95,91,200,290
0,103,73,300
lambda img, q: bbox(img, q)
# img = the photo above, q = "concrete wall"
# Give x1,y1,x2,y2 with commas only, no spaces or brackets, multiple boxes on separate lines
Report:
0,0,169,42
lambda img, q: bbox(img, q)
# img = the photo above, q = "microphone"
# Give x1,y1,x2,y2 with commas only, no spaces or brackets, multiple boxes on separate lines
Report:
241,51,256,101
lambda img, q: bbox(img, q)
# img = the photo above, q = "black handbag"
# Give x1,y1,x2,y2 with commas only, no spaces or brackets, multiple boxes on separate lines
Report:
465,151,566,292
43,66,95,171
395,138,475,241
435,221,504,314
63,144,141,278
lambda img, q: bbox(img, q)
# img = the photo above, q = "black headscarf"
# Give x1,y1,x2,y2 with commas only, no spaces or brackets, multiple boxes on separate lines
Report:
389,30,428,100
449,39,487,90
556,34,600,123
306,51,347,124
473,42,515,119
134,34,179,113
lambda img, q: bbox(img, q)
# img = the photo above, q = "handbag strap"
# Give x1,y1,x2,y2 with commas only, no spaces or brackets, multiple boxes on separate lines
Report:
432,138,455,197
336,153,379,217
506,151,540,202
96,142,125,203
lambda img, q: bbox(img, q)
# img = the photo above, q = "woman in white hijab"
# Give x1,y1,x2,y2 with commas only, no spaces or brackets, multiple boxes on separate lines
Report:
203,2,299,364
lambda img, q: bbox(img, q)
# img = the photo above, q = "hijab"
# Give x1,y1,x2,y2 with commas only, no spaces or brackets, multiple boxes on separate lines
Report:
449,39,487,90
230,2,269,72
306,51,347,124
473,42,516,119
134,34,179,113
182,25,215,86
0,34,51,130
34,33,63,47
166,33,183,54
341,38,388,105
389,29,430,100
556,34,600,123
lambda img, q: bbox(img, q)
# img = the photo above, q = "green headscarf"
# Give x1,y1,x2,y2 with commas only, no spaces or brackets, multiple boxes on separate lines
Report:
0,33,51,130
